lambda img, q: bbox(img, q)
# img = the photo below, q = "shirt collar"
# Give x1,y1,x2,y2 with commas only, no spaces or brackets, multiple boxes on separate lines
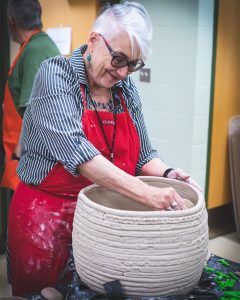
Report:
68,44,123,89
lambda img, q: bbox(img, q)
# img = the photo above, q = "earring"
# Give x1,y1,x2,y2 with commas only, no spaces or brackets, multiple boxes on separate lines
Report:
87,53,91,62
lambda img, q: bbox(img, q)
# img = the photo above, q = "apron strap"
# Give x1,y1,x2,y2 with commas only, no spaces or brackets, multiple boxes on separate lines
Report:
8,29,40,76
117,88,128,112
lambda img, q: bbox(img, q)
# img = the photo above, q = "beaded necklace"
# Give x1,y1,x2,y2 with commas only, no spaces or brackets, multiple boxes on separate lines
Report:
89,89,116,162
89,98,114,112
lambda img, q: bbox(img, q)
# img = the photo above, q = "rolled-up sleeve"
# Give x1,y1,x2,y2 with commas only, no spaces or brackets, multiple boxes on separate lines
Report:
30,57,100,176
122,77,160,175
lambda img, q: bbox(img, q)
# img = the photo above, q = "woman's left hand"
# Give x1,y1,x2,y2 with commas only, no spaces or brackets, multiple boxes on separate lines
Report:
167,168,202,192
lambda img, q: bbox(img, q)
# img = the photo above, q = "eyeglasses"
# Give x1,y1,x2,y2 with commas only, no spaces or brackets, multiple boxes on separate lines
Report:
99,34,145,72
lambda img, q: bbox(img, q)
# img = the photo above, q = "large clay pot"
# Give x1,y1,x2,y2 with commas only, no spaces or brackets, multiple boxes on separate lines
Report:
72,177,208,297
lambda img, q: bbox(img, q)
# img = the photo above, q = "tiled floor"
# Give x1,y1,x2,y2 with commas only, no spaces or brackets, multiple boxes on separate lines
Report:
0,254,11,297
1,232,240,297
208,231,240,263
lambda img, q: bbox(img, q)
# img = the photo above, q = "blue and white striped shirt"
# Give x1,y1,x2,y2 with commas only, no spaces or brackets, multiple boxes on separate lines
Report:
17,45,159,185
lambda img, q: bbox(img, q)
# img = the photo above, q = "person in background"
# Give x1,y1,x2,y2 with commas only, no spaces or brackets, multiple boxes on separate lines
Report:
0,0,60,191
8,1,201,296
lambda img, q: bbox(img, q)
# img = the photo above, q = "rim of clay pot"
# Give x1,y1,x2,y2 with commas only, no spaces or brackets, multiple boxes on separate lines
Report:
79,176,205,218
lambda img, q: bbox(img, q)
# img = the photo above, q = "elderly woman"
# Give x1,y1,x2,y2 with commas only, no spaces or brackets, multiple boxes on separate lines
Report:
8,1,200,296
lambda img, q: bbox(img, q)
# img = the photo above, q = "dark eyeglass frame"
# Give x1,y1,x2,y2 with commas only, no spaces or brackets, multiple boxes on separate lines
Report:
99,33,145,72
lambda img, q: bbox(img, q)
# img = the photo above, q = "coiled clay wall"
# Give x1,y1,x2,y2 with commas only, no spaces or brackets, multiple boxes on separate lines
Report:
72,176,208,297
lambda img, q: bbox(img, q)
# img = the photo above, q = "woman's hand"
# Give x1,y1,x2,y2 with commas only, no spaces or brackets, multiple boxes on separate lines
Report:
140,159,202,192
166,168,202,192
79,156,189,212
144,185,187,211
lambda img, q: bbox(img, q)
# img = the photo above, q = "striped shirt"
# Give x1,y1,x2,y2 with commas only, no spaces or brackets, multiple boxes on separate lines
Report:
17,45,159,185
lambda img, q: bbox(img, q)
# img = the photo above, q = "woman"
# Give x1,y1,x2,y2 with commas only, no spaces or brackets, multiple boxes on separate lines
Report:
8,1,200,296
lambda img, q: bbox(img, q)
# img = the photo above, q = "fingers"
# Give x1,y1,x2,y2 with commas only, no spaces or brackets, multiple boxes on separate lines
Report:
165,200,179,211
165,201,177,211
167,168,202,193
177,174,190,181
175,168,190,181
172,190,187,210
155,187,186,211
166,190,186,210
146,186,193,211
164,188,186,210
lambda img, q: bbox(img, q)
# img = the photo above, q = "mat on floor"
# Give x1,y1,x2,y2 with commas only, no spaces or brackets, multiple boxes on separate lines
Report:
23,253,240,300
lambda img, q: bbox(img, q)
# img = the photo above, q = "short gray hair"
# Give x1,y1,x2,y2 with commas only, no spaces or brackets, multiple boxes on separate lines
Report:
92,1,152,61
7,0,42,30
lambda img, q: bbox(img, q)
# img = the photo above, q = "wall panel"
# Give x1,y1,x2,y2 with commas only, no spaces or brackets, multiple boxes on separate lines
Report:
208,0,240,208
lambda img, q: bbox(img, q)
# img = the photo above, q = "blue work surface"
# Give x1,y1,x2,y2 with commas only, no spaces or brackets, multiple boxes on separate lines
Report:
25,254,240,300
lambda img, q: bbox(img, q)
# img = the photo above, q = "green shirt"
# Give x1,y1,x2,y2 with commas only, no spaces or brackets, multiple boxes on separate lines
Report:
8,31,60,117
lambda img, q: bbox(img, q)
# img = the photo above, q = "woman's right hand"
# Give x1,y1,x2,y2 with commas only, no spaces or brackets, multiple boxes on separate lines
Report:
143,186,187,211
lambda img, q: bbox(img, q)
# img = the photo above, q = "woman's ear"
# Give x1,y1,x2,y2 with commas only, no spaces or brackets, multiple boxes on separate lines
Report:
87,32,101,52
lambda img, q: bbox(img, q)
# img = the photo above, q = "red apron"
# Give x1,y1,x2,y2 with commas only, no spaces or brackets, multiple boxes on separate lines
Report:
8,85,140,296
1,30,40,191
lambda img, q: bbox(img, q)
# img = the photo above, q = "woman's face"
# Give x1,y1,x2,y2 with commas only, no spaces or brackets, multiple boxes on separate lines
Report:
87,32,141,89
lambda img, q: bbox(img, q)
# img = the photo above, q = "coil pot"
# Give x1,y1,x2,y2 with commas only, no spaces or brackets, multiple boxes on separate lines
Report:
72,176,208,297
